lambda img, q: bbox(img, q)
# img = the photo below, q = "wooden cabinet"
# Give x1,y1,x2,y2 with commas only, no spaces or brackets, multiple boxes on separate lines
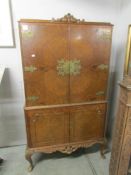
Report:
110,77,131,175
19,14,113,171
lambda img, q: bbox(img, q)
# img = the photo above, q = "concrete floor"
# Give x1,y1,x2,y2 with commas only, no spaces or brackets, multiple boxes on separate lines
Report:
0,145,110,175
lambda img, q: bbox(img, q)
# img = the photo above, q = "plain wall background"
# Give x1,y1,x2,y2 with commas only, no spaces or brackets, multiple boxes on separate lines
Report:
108,0,131,140
0,0,131,147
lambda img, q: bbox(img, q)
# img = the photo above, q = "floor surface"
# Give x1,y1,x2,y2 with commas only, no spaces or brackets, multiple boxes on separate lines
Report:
0,145,110,175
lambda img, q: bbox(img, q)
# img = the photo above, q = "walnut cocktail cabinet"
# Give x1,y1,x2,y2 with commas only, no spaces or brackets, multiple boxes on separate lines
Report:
19,14,113,171
110,77,131,175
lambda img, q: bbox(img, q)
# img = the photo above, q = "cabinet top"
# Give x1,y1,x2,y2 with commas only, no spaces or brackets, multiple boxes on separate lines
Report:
18,13,113,26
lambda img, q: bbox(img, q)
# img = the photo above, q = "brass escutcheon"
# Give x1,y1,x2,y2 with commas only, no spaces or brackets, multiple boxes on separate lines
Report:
57,59,81,76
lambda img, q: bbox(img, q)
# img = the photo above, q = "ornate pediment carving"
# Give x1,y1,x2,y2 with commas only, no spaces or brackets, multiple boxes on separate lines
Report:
52,13,85,23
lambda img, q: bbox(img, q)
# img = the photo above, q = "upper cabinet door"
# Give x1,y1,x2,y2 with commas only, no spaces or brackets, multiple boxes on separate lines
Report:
19,22,69,106
69,24,112,103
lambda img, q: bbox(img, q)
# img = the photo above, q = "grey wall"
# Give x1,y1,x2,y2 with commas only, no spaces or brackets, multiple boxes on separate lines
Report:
107,0,131,142
0,0,130,147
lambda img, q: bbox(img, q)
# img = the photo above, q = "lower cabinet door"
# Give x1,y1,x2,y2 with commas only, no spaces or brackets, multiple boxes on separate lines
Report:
69,104,106,142
25,108,69,147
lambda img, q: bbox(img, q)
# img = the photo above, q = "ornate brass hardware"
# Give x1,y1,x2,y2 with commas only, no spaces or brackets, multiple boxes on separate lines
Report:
24,66,46,72
22,31,33,38
24,66,37,72
97,29,111,40
97,64,108,70
57,59,69,76
22,25,33,38
70,60,81,75
101,32,111,40
27,96,39,101
96,91,105,96
97,110,102,114
57,59,81,76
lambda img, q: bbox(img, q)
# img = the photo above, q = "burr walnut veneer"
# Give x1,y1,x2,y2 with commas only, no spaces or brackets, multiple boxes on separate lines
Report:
19,14,113,171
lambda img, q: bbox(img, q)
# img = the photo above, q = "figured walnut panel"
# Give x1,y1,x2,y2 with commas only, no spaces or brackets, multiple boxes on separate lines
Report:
70,104,106,142
25,108,69,147
19,22,69,106
69,24,112,103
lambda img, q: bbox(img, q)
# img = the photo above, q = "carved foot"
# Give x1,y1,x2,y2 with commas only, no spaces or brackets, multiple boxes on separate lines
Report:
25,148,34,172
28,164,33,172
100,140,107,159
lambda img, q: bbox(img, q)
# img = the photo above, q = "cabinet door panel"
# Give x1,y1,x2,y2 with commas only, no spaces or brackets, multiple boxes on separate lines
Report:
70,104,106,142
69,25,112,103
20,22,69,106
26,108,69,147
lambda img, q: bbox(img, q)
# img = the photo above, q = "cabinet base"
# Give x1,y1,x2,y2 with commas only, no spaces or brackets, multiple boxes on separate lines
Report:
25,138,106,171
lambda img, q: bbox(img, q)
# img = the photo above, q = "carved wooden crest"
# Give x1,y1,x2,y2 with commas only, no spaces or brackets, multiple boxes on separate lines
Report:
52,13,85,23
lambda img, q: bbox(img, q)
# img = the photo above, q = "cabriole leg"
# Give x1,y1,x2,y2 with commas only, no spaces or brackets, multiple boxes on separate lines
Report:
25,148,34,172
100,139,107,159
